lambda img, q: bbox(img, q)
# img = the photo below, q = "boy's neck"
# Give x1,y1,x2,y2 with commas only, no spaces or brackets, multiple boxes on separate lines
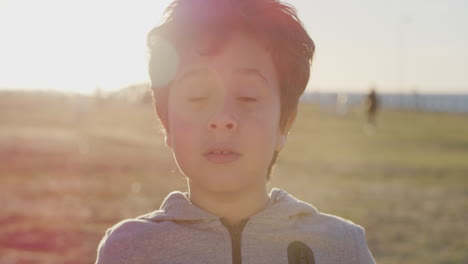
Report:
188,183,269,226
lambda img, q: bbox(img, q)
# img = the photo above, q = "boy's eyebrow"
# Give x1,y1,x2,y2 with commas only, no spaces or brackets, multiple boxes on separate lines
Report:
176,68,268,85
177,68,211,84
234,68,269,85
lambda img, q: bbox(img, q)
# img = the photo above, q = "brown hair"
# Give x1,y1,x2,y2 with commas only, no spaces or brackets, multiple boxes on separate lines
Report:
147,0,315,180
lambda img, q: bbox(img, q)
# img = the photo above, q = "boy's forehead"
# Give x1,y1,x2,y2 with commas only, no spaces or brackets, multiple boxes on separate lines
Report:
175,32,279,86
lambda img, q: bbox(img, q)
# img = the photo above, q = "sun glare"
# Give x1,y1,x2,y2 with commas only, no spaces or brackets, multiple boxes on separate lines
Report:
0,0,171,94
1,0,467,94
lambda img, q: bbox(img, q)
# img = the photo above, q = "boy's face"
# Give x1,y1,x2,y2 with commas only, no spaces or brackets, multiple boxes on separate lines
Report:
165,31,286,194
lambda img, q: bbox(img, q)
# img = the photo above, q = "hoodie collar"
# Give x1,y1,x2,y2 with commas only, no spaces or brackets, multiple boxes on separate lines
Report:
253,188,318,221
139,188,318,223
139,191,218,222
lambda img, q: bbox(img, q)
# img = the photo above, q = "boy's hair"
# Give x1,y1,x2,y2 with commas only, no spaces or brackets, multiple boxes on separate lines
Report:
147,0,315,180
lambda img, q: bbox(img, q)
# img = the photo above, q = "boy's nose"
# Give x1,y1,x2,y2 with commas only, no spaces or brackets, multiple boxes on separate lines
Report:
208,121,236,130
207,108,238,131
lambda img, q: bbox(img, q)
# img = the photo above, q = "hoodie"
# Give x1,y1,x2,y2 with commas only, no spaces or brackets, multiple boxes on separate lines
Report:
95,188,375,264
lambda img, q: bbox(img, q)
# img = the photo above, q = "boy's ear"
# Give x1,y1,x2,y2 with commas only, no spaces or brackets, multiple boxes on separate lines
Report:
158,112,172,149
275,110,297,151
165,133,172,148
152,90,172,148
285,109,297,132
275,134,287,151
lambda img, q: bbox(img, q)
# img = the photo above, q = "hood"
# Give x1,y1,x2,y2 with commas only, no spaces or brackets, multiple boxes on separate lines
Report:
138,188,318,223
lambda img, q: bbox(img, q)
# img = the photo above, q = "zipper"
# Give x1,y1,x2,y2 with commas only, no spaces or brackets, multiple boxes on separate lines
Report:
220,218,249,264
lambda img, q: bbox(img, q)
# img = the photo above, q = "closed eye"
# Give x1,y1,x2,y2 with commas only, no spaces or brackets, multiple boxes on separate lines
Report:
238,97,257,102
188,97,208,102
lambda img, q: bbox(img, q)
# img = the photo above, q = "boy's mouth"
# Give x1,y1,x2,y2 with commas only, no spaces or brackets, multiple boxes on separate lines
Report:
204,147,240,164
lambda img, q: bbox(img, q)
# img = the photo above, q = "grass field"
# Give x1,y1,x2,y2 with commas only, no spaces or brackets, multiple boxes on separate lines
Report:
1,91,467,264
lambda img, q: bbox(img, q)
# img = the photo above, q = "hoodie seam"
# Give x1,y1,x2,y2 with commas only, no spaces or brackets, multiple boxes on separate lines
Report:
345,222,360,263
353,225,363,263
245,222,252,264
221,224,229,264
224,230,227,264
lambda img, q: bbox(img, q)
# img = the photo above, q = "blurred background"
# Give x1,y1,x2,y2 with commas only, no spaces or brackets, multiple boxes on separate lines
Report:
1,0,467,263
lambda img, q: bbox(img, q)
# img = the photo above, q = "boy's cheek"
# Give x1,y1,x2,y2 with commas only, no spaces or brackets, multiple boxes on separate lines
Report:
166,115,198,146
169,118,198,138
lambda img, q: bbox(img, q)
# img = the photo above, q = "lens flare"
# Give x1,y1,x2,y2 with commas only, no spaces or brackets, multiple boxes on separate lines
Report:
149,37,180,87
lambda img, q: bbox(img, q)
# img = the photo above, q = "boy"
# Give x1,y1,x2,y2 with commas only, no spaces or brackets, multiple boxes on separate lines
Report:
96,0,375,263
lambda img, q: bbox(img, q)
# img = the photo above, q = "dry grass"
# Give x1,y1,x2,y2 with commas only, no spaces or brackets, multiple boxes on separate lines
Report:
1,91,467,264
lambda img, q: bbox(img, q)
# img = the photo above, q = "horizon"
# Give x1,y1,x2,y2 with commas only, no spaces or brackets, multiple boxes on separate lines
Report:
2,86,468,96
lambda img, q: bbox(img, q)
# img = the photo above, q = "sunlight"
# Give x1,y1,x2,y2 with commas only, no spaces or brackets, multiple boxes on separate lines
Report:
0,0,467,94
0,0,171,94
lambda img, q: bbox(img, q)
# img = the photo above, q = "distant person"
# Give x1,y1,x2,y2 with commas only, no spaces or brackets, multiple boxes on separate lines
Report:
365,88,379,127
95,0,375,263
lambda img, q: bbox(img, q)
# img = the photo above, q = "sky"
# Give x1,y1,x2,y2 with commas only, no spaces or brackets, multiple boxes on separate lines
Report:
0,0,467,94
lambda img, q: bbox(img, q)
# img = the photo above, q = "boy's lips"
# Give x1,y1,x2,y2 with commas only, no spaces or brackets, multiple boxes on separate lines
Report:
203,146,240,164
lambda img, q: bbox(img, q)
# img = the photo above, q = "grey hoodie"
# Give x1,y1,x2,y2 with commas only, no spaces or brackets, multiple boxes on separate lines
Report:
96,188,375,264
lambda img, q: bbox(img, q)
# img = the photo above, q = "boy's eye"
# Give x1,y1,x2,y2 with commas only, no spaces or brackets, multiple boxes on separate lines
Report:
188,97,208,102
237,96,257,102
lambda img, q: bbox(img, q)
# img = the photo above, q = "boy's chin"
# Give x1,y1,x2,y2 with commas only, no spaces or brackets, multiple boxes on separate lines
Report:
187,173,262,196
